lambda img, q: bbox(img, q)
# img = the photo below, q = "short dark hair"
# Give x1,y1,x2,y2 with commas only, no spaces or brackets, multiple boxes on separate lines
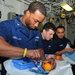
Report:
42,22,56,32
27,1,47,16
56,26,65,31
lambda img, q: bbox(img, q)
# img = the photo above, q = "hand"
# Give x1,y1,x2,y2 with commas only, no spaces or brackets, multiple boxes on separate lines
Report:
65,48,74,53
26,49,45,60
46,54,55,59
42,58,56,70
26,49,40,59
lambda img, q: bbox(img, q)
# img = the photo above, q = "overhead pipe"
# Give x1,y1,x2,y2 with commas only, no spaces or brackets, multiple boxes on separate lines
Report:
17,0,30,5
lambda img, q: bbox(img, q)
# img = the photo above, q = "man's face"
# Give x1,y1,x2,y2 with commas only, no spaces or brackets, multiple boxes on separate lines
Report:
44,29,55,41
25,10,45,29
56,28,65,39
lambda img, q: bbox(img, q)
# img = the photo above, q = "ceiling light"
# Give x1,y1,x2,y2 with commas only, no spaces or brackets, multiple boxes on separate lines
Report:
60,3,73,11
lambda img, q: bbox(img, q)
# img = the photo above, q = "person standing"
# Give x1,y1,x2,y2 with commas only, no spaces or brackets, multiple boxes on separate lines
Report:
0,1,55,75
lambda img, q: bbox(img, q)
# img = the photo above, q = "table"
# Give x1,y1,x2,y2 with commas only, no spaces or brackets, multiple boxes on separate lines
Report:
4,58,73,75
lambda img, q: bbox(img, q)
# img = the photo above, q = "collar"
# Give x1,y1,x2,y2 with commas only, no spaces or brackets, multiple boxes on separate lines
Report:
14,15,39,39
15,15,25,29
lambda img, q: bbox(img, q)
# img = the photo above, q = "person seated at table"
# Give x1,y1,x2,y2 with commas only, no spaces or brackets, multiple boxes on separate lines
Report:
54,25,74,55
41,22,56,58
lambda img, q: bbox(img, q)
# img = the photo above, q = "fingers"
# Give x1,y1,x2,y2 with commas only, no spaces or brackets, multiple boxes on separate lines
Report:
33,59,38,64
69,48,74,52
52,61,56,69
50,58,56,69
32,49,45,61
66,48,74,52
26,50,41,59
46,54,55,59
42,58,56,69
32,50,40,59
48,58,56,69
39,49,46,61
35,50,40,59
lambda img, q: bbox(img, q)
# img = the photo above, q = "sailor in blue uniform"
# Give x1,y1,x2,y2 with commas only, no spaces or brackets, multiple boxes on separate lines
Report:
0,15,42,49
54,26,74,55
41,22,56,54
0,2,56,75
54,26,75,75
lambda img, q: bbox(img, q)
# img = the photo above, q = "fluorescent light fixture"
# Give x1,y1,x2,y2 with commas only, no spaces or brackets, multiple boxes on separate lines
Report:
60,3,73,11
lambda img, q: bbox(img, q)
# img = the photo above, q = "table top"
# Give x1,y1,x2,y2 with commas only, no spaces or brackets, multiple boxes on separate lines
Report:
4,57,73,75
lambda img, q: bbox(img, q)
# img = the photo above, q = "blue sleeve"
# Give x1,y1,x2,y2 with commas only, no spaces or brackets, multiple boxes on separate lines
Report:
0,21,11,41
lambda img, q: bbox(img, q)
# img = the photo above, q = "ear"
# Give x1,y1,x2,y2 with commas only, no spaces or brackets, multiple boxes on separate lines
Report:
43,29,46,33
25,10,30,16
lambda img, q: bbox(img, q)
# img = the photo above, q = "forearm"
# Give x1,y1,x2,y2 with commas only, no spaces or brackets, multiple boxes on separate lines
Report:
0,37,24,57
55,49,66,55
0,47,24,57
